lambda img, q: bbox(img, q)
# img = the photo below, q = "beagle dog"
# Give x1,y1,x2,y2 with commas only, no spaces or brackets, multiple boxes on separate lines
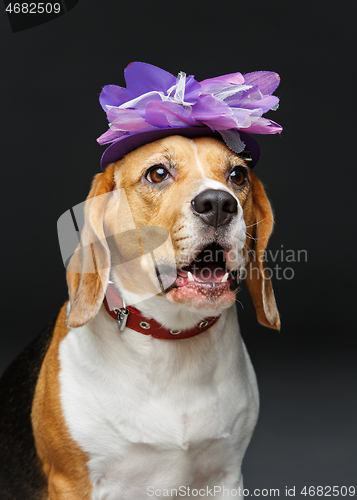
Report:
0,134,279,500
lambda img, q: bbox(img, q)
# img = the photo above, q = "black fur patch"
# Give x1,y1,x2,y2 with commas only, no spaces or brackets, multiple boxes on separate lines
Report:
0,318,56,499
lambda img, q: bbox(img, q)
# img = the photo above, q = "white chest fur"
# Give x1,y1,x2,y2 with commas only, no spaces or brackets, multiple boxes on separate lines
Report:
59,305,259,500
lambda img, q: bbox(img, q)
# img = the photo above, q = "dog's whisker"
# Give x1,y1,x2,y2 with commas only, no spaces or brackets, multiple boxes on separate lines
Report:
245,217,268,229
235,297,244,309
245,230,270,241
245,231,256,241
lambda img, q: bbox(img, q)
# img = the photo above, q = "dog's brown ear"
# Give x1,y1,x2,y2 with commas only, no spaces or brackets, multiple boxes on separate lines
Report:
66,165,115,328
245,171,280,330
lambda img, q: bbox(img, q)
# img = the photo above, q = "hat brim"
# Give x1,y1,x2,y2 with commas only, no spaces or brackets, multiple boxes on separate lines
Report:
100,127,261,170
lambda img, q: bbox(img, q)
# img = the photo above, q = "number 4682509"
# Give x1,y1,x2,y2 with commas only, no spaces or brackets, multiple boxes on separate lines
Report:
5,3,62,14
301,486,355,497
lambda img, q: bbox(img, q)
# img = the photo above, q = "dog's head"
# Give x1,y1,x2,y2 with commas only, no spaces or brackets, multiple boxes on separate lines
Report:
67,135,280,330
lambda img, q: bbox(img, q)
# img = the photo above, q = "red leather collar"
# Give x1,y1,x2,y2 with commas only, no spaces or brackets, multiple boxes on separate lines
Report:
103,283,221,340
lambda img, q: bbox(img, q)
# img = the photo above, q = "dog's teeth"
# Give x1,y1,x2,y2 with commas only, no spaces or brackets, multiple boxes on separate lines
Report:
221,272,229,283
187,271,194,282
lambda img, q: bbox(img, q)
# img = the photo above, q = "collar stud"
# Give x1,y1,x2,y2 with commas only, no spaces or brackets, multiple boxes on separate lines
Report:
170,329,182,335
199,320,209,328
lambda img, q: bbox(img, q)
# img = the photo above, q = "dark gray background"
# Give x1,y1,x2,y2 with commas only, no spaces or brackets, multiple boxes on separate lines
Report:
1,1,356,497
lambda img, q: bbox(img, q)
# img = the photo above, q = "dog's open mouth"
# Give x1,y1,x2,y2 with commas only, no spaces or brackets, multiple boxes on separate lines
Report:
164,244,240,293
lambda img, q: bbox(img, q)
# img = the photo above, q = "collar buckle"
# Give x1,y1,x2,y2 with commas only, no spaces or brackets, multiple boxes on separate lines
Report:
114,300,130,331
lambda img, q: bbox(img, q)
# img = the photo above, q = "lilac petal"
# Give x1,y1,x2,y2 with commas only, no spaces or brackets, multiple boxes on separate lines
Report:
200,72,245,93
191,95,238,129
230,89,279,112
183,75,201,103
244,117,283,135
243,71,280,95
243,95,279,113
203,116,241,130
124,62,176,98
108,108,151,132
97,129,127,145
145,101,197,128
99,85,133,111
216,86,254,105
192,94,230,120
116,92,165,118
227,86,260,108
231,108,255,127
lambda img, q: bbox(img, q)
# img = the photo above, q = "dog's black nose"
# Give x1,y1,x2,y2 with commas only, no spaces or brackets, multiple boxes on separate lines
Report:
191,189,238,228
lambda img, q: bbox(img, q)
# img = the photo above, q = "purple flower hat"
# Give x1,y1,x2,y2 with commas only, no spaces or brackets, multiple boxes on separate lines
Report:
97,62,282,170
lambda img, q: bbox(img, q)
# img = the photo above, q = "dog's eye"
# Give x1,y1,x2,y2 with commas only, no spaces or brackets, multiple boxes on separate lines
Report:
229,167,247,187
146,165,170,183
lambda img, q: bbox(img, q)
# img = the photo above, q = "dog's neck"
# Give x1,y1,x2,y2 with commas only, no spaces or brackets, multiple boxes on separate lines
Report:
83,303,240,391
109,276,227,331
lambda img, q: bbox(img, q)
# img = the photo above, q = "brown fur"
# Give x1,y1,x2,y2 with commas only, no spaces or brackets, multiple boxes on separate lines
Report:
67,165,115,328
31,304,93,499
244,172,280,329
